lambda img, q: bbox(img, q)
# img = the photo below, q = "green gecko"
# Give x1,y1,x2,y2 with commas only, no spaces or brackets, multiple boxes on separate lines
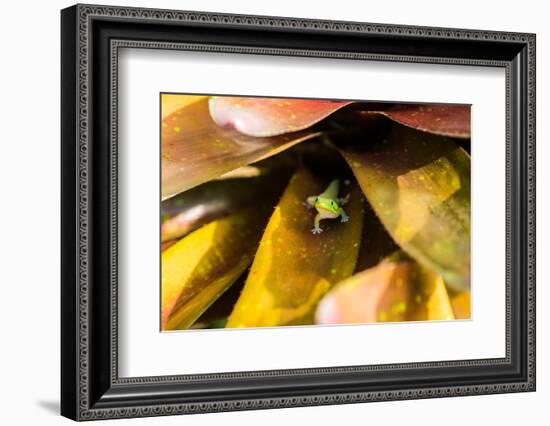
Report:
306,179,350,234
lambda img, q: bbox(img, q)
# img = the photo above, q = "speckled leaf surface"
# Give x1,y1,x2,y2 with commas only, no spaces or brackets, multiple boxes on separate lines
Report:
209,96,352,137
226,168,364,328
344,104,471,138
161,202,275,331
162,170,291,242
316,255,457,325
382,104,470,138
339,124,470,291
162,98,319,200
161,94,206,119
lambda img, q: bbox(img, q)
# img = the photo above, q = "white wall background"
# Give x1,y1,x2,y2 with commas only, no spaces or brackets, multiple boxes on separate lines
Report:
0,0,546,424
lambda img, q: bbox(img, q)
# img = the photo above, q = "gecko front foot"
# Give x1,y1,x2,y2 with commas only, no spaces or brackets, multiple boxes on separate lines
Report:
311,226,323,235
340,214,349,223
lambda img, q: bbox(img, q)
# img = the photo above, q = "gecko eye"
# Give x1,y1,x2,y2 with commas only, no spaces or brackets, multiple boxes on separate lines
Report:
316,197,319,202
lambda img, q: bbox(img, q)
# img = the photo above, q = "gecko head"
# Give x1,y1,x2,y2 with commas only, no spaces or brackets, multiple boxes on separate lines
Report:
315,196,342,216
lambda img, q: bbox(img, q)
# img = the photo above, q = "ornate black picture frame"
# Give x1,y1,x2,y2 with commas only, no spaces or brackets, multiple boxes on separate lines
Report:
61,3,536,421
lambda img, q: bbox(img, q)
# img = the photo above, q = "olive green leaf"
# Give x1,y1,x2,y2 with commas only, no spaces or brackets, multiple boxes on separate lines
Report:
339,123,470,291
226,168,364,328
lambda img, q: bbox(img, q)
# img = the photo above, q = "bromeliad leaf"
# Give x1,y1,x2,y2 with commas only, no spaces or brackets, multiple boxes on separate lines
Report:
209,96,352,137
162,98,320,200
161,202,276,331
161,240,177,252
339,123,470,291
162,164,292,242
354,200,399,272
226,168,364,328
336,104,471,139
161,94,207,119
449,290,471,319
378,104,470,138
315,253,457,325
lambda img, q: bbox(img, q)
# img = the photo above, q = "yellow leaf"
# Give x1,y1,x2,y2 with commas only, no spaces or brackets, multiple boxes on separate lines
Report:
227,168,364,328
162,203,274,330
450,291,471,320
161,94,206,119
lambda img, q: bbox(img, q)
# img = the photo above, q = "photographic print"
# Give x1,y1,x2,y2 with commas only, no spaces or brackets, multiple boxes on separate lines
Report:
61,6,535,418
160,94,471,331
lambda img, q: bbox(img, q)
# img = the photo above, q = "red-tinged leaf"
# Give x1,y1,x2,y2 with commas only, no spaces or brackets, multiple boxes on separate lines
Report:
316,254,457,325
161,240,178,251
161,161,293,242
162,98,319,200
383,104,470,138
345,104,470,138
209,96,352,137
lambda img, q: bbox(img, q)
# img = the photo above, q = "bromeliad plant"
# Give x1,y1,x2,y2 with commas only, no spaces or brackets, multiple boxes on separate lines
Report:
161,95,471,331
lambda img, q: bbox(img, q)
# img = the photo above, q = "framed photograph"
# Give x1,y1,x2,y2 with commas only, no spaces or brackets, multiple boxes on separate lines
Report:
61,3,536,421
